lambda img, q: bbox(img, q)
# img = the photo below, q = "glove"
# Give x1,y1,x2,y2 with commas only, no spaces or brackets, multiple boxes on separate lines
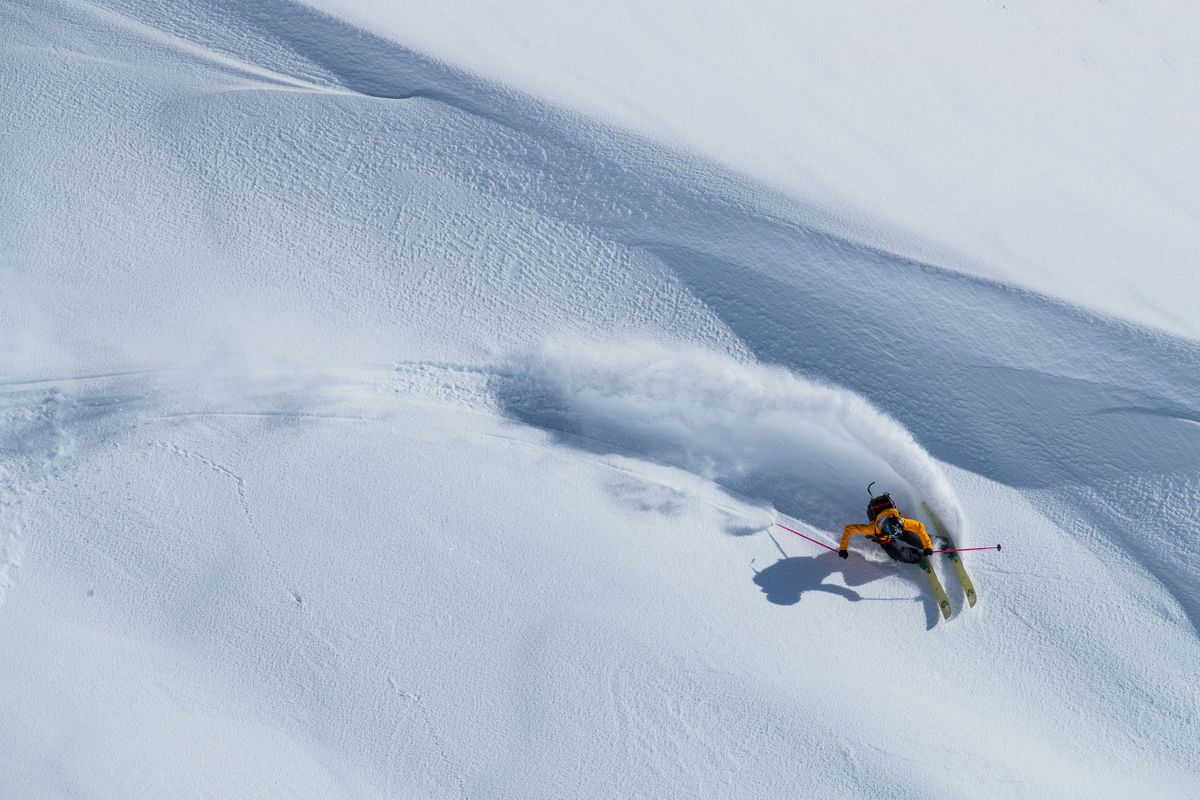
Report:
838,550,849,560
923,547,934,556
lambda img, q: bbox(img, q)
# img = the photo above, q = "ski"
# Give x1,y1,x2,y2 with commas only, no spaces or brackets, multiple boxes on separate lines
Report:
918,556,952,620
922,502,977,607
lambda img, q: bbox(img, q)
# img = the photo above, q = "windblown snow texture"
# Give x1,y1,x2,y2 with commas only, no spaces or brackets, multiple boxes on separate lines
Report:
2,1,1199,798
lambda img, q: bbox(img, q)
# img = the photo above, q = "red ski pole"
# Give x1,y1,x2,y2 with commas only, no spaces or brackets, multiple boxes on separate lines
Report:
772,522,839,553
933,544,1002,554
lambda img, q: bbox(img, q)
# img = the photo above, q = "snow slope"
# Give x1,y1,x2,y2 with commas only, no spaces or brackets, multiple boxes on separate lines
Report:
2,1,1199,798
303,0,1200,342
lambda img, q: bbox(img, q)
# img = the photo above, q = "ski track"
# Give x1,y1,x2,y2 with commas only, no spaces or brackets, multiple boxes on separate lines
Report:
0,365,470,611
0,352,964,628
0,359,775,512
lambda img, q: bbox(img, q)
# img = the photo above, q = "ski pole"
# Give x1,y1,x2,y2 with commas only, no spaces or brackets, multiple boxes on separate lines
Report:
772,522,839,553
933,544,1002,554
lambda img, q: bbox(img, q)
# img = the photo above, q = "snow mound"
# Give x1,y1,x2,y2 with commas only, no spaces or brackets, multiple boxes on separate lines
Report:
501,339,962,535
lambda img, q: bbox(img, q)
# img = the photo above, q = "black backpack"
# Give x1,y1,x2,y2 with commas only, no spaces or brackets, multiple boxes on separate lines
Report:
867,492,897,521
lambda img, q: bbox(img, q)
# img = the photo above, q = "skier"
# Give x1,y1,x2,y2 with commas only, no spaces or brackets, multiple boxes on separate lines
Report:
838,486,934,564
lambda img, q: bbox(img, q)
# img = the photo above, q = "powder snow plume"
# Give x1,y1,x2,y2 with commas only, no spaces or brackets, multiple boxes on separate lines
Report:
502,339,964,536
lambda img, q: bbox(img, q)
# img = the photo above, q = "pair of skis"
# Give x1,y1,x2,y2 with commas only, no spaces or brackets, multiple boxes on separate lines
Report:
918,502,977,621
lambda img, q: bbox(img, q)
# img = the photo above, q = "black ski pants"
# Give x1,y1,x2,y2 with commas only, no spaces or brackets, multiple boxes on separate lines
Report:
880,531,924,564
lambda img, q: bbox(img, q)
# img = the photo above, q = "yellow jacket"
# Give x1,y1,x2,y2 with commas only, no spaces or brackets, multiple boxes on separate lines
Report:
840,508,933,552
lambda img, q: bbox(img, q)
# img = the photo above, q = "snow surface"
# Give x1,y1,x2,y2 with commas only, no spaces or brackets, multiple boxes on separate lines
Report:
302,0,1200,342
2,1,1199,798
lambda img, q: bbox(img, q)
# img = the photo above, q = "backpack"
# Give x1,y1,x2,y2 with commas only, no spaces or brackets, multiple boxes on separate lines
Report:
867,492,897,521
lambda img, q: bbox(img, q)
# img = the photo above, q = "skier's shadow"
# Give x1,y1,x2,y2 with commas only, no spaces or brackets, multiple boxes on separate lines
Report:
752,549,939,630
